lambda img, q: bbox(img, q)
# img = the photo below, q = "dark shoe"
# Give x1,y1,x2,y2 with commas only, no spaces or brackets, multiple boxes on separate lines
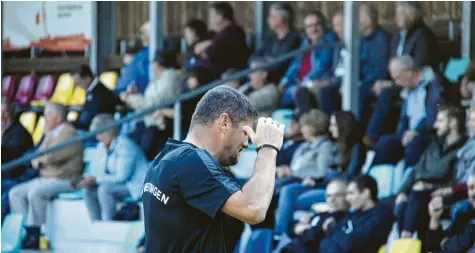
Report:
22,226,40,249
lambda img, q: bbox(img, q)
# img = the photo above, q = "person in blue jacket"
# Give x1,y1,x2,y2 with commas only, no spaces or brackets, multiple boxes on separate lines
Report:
316,4,390,117
370,55,443,168
319,175,394,253
114,22,151,94
278,10,339,109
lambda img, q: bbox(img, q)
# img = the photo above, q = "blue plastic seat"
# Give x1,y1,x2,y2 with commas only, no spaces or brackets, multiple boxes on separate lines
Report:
271,109,294,133
1,213,24,253
244,229,273,253
367,164,395,199
444,57,470,82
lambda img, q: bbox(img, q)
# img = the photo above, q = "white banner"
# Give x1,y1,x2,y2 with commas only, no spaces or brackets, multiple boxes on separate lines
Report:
2,1,93,51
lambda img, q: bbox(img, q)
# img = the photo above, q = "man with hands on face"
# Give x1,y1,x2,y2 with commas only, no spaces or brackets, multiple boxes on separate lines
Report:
426,173,475,253
142,86,285,253
75,114,149,221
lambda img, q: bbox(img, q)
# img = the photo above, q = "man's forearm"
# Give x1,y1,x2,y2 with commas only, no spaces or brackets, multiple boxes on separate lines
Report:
241,149,277,217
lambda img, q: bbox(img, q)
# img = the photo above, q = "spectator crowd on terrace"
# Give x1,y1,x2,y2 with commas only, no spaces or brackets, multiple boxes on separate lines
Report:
1,1,475,252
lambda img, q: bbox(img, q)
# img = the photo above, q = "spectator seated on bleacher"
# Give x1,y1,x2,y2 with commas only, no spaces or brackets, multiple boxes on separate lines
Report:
1,98,36,221
364,1,439,146
238,57,280,117
317,4,391,118
120,50,186,160
71,65,124,131
278,10,339,109
426,173,475,253
318,175,394,253
460,61,475,106
1,98,33,178
328,111,366,179
275,178,348,253
274,110,336,193
194,2,250,78
293,11,344,116
272,110,336,233
274,111,363,237
114,21,150,94
253,3,301,84
370,56,442,168
395,105,467,240
9,102,83,250
277,115,305,167
431,107,475,219
74,114,149,221
182,19,212,74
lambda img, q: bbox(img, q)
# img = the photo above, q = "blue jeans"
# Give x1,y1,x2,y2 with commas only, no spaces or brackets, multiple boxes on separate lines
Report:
274,183,325,235
366,86,402,140
371,133,431,167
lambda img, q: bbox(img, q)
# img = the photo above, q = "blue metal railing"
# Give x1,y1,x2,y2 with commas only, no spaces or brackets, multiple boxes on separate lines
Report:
2,41,343,171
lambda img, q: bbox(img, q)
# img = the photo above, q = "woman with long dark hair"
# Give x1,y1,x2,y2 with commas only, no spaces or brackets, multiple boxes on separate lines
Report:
274,111,365,237
328,111,366,179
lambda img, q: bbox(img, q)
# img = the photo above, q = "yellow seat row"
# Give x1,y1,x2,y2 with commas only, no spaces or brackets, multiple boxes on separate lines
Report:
30,71,118,107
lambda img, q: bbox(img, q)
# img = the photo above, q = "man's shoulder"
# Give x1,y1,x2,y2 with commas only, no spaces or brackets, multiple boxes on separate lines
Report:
157,141,215,169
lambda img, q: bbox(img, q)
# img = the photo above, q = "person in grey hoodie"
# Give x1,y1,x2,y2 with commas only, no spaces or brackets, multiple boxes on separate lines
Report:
395,105,467,240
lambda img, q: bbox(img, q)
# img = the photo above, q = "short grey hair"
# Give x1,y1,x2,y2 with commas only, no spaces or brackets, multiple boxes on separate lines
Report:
396,1,423,21
45,102,68,120
269,3,294,27
389,55,419,73
190,85,259,128
89,114,118,136
360,3,379,24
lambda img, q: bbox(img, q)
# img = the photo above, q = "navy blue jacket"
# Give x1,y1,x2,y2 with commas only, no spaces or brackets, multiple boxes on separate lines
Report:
1,121,34,178
360,27,391,88
254,30,302,83
319,204,394,253
284,211,348,253
426,206,475,253
323,27,390,91
75,81,123,131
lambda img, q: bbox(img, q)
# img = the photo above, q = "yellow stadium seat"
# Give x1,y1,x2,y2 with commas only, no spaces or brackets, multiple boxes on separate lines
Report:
378,245,386,253
32,116,45,144
50,73,75,105
389,239,421,253
68,87,86,106
67,111,79,122
99,71,118,90
19,112,37,135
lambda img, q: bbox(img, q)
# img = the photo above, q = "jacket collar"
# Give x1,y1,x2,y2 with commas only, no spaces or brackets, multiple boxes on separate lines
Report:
400,66,436,99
